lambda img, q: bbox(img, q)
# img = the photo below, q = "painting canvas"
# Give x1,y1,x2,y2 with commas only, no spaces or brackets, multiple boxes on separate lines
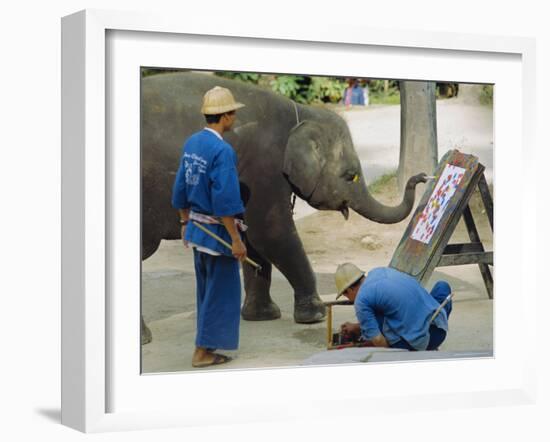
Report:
411,164,466,244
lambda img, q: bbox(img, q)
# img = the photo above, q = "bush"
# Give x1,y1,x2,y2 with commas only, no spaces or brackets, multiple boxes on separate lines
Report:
269,75,305,102
369,90,401,105
305,77,347,104
214,72,261,84
480,85,494,105
268,75,347,104
141,67,187,77
214,72,347,105
144,69,418,107
366,80,401,105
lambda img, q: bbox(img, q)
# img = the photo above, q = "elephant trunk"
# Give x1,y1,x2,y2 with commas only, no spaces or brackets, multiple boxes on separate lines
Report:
349,173,427,224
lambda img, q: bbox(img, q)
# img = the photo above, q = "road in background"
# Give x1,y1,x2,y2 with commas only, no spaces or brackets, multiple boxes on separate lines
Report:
294,99,494,219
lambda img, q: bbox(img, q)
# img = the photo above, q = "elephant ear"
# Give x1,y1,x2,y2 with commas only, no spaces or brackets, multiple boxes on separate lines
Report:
283,121,325,199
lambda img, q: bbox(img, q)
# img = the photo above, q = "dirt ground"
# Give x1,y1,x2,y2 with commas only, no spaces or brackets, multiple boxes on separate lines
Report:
141,99,494,373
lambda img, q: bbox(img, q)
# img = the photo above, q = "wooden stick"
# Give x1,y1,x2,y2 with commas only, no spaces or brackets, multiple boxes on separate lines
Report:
191,221,262,271
326,305,333,348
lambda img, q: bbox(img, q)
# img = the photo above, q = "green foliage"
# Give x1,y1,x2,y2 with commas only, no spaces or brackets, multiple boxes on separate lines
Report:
369,90,401,105
367,171,397,194
367,79,401,105
436,83,458,98
480,85,494,105
368,79,399,94
142,68,419,107
214,72,261,84
305,77,347,104
141,68,186,77
269,75,305,101
215,71,346,104
269,76,346,104
368,81,459,105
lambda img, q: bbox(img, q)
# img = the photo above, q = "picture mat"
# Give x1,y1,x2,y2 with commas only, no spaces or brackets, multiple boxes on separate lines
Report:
107,29,525,419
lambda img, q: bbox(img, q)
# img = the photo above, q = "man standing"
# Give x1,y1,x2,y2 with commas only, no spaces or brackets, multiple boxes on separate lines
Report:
335,263,452,351
172,86,247,368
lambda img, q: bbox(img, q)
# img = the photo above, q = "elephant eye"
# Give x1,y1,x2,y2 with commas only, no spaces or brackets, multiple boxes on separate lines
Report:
344,171,359,182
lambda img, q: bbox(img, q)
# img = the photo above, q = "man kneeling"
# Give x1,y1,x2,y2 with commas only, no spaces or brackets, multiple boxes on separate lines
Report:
335,263,452,351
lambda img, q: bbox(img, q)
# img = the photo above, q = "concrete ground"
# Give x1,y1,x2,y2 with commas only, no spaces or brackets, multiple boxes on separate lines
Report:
141,242,493,373
141,98,494,373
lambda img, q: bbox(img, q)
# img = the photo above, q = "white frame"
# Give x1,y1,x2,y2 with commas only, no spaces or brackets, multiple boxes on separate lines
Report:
62,9,537,433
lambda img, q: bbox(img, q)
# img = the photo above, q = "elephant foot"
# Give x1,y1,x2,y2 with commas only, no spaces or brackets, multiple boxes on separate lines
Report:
241,296,282,321
294,297,326,324
141,316,152,345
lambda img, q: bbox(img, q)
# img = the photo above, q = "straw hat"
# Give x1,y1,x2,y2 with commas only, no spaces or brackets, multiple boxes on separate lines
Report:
201,86,245,115
335,262,365,299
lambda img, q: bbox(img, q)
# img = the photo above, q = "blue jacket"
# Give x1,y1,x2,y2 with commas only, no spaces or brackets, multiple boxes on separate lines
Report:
354,267,448,350
171,129,245,256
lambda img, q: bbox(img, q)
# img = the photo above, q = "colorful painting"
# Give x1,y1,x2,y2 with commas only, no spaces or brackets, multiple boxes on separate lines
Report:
411,164,466,244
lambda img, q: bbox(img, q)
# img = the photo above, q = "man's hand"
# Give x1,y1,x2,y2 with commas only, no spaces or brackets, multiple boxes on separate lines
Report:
178,209,190,248
370,334,389,348
181,224,189,248
231,237,247,262
221,215,247,262
340,322,361,338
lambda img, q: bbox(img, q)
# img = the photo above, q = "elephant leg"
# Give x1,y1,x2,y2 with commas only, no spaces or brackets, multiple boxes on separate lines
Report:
142,236,162,262
241,241,281,321
141,315,152,345
247,214,326,324
268,236,326,324
140,234,161,345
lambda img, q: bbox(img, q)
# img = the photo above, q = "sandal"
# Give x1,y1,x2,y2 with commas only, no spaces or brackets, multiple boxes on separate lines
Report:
192,353,232,368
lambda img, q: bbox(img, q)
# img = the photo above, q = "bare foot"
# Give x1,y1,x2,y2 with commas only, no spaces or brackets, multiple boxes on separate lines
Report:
192,347,232,368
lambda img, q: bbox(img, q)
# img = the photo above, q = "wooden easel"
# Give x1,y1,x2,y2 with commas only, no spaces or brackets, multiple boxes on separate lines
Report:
323,151,493,349
389,150,494,299
428,172,493,298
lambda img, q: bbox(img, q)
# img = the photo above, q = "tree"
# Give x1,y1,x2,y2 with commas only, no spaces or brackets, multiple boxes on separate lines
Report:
397,81,438,195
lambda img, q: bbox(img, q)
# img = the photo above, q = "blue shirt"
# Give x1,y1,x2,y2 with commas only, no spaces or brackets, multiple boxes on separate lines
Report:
354,267,448,350
171,129,245,257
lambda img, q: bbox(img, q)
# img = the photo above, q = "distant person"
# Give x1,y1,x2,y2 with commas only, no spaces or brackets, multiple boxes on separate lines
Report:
334,263,452,350
361,79,370,106
342,78,365,107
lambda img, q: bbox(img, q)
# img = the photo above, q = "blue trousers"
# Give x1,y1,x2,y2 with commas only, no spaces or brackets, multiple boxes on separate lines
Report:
388,280,452,351
430,281,452,317
391,325,447,351
193,249,241,350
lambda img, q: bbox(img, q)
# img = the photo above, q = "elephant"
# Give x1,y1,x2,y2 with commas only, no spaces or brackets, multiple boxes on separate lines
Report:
141,71,427,332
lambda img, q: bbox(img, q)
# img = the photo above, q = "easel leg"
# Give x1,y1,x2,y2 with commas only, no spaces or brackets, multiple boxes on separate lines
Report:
463,205,493,299
477,174,494,232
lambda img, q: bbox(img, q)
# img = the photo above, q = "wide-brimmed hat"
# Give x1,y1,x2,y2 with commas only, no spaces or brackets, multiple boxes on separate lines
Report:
201,86,245,115
335,262,365,299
